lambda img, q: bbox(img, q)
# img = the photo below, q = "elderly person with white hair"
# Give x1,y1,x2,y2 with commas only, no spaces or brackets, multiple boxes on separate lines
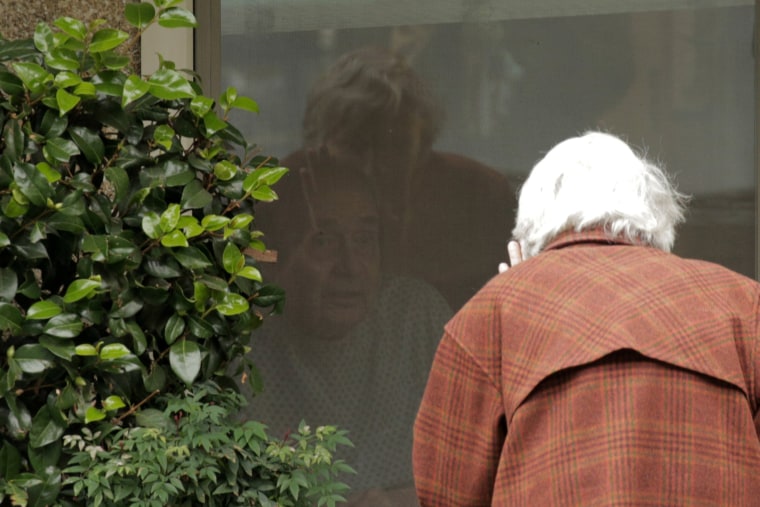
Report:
413,131,760,506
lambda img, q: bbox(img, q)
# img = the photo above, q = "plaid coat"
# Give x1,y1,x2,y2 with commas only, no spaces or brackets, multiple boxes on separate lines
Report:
413,229,760,506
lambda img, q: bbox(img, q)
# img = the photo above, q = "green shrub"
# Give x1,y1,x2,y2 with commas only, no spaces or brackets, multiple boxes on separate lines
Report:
0,1,351,505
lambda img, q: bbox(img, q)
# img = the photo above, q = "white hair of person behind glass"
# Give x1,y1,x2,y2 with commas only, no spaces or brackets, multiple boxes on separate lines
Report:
512,131,688,259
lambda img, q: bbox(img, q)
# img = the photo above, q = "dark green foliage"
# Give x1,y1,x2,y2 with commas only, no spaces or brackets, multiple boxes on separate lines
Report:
0,1,350,505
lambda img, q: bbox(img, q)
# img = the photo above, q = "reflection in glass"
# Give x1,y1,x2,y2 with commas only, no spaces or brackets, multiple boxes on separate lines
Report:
221,2,756,502
240,152,451,502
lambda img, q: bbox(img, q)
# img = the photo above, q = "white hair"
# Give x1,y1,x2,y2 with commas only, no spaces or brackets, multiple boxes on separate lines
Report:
512,131,688,259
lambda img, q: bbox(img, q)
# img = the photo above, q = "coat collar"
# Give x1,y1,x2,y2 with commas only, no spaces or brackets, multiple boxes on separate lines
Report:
543,228,637,252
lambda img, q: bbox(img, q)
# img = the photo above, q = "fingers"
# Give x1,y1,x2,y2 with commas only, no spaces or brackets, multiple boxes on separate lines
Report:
508,240,523,267
498,240,524,274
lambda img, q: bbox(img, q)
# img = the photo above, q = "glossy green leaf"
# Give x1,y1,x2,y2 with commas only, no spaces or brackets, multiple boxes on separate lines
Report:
122,74,150,107
103,395,126,411
99,52,131,70
157,7,197,28
201,215,229,231
142,366,167,392
164,314,185,345
36,162,62,183
43,313,84,338
159,203,181,232
0,71,24,96
0,268,18,302
69,126,105,165
187,314,214,339
12,163,52,207
190,95,214,117
0,302,23,333
172,246,212,270
153,124,174,150
216,292,250,316
84,406,106,423
28,440,62,475
43,137,80,164
0,440,22,479
244,166,289,190
14,344,55,374
104,166,130,204
99,343,131,360
11,237,47,259
251,185,277,202
237,265,262,282
37,109,68,137
148,68,195,100
170,339,201,386
202,110,227,135
33,22,54,54
110,299,143,319
213,160,237,181
134,408,172,431
142,212,161,239
229,214,254,230
143,258,182,278
192,282,209,310
89,28,129,53
220,87,237,110
26,300,62,320
62,278,101,303
232,95,259,113
45,213,85,235
142,159,194,187
0,38,37,60
39,335,76,360
55,88,80,115
11,62,52,94
82,234,139,264
160,229,189,248
252,284,286,308
45,48,80,71
0,231,9,248
5,396,32,437
93,69,127,96
29,406,65,448
183,221,204,239
2,119,24,160
53,16,87,41
74,344,97,356
125,2,156,28
74,81,97,97
180,179,213,210
222,242,244,274
54,71,82,88
125,320,147,355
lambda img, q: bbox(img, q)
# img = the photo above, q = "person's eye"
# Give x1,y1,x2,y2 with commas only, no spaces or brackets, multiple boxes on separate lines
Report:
352,230,378,249
311,232,336,249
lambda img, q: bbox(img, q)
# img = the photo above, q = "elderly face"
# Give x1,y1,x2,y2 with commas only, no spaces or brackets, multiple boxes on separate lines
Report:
277,185,382,341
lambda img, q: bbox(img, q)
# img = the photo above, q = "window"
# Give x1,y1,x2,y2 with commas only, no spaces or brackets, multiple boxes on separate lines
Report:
198,0,757,502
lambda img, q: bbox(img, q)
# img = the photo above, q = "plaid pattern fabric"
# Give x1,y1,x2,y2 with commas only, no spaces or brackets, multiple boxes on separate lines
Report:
413,230,760,506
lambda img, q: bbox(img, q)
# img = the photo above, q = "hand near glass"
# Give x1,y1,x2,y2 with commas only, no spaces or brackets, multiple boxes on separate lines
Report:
498,240,524,273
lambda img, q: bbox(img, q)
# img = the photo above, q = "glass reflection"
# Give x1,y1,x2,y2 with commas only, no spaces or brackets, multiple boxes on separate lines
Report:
240,151,451,503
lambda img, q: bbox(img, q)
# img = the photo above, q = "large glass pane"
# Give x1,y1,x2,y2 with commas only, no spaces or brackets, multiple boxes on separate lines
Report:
220,2,755,503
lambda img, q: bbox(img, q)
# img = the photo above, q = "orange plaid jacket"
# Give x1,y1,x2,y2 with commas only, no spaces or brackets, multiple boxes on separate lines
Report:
413,229,760,506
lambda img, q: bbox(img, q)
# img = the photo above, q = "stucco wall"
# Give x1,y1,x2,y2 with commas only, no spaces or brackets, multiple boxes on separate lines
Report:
0,0,140,67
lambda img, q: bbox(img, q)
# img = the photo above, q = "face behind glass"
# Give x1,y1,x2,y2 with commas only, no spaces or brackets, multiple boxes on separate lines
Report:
278,187,382,341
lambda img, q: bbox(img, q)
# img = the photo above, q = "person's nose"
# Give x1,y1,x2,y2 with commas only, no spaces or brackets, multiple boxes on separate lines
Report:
334,236,363,275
